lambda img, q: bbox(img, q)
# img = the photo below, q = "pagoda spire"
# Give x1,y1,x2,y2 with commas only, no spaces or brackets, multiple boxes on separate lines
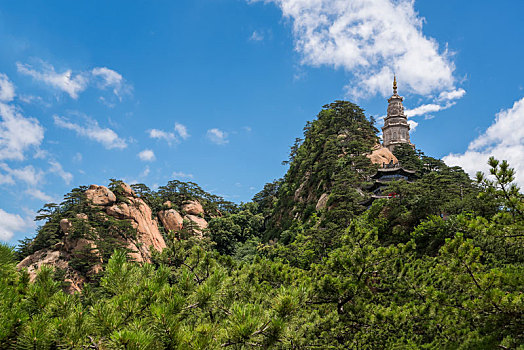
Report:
393,75,397,94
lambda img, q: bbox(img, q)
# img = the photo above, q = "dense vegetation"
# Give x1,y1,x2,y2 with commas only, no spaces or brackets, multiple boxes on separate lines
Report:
1,101,523,349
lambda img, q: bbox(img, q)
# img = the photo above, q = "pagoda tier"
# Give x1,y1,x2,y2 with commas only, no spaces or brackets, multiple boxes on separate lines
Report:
381,77,413,152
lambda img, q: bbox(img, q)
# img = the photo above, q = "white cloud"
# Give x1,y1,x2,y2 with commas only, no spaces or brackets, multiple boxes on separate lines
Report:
174,122,189,140
252,0,457,99
206,128,229,145
405,101,455,117
172,171,194,179
54,115,127,149
444,97,524,187
26,188,55,202
48,160,73,184
407,119,418,132
0,209,34,241
250,31,264,41
138,149,156,162
149,129,176,145
0,73,15,102
17,61,88,99
17,61,130,100
92,67,131,98
0,103,44,161
0,163,43,187
149,123,189,145
438,88,466,101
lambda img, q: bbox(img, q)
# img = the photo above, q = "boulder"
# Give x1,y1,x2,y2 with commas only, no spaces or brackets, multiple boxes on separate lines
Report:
367,145,398,166
76,213,88,220
184,214,208,237
182,200,204,215
119,182,136,196
60,218,72,234
158,209,184,232
85,185,116,206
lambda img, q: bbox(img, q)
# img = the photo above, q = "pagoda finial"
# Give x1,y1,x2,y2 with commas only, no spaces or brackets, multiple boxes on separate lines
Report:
393,75,397,94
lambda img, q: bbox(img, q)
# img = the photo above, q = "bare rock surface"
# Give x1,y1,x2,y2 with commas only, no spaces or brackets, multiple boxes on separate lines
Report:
184,214,208,237
60,218,72,234
182,200,204,215
316,193,330,211
17,244,89,293
158,209,184,232
367,145,398,166
85,185,116,206
105,183,166,262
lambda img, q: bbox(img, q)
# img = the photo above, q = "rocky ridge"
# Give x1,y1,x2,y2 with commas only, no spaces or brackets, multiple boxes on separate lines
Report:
17,182,209,292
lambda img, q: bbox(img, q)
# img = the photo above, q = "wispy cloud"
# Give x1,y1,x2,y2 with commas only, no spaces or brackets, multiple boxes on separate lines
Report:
172,171,194,179
92,67,132,99
0,208,34,241
405,102,455,118
0,102,44,161
0,163,44,186
140,166,151,178
26,188,55,203
138,149,156,162
54,115,127,149
48,160,73,185
149,129,176,145
444,97,524,187
438,88,466,102
148,122,189,145
0,73,15,102
17,60,131,100
206,128,229,145
174,122,189,140
17,61,88,99
249,30,264,41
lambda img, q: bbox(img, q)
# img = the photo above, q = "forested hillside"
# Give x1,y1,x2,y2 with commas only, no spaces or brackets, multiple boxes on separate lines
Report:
1,101,523,349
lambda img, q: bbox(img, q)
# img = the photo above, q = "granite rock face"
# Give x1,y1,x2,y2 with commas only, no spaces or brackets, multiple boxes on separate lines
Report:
105,183,166,262
184,214,208,237
182,200,204,215
158,209,184,232
367,145,398,166
85,185,116,206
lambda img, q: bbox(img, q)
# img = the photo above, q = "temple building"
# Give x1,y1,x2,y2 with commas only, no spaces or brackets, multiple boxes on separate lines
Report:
382,77,413,152
362,77,418,206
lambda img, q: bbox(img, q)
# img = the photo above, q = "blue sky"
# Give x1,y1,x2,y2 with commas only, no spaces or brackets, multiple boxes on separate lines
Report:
1,0,524,243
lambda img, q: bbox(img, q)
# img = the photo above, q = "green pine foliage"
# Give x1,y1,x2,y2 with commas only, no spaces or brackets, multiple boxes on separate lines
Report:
3,101,523,349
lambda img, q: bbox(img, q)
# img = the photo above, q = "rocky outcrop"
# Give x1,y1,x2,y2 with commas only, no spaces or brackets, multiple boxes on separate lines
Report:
85,185,116,206
182,200,204,215
17,237,99,293
105,183,166,262
17,182,167,292
316,193,329,211
367,145,398,166
158,209,184,232
184,214,208,237
60,218,72,234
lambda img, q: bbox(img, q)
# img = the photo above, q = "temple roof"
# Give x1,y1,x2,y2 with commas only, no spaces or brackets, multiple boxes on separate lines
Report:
371,166,417,179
